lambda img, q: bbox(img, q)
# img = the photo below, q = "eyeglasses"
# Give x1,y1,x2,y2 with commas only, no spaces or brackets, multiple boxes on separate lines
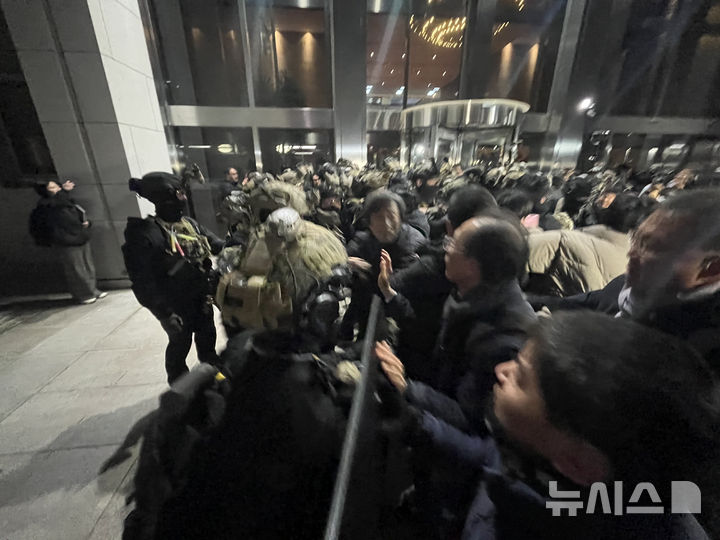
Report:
442,236,463,254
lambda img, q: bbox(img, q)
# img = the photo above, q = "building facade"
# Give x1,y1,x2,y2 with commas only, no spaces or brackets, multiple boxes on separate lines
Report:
1,0,719,294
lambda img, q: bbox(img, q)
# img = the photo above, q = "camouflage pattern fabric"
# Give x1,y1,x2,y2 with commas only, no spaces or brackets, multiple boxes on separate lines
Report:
268,219,348,307
216,274,292,330
552,211,575,230
218,190,252,230
216,217,346,332
249,180,310,222
278,169,301,185
361,170,390,191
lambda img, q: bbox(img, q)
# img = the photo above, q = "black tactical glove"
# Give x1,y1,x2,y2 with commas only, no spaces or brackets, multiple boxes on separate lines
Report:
161,313,184,336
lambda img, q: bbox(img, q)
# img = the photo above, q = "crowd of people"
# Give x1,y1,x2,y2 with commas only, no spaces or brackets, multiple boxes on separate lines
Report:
35,156,720,539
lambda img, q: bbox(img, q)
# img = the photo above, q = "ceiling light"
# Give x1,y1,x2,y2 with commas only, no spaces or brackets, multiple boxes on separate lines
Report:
432,54,437,60
442,70,447,77
390,68,395,74
370,51,375,58
366,85,373,95
410,15,466,48
402,53,406,59
217,144,233,153
395,86,405,96
577,97,595,112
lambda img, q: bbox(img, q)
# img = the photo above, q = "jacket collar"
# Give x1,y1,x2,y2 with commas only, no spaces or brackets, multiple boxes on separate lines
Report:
445,280,525,321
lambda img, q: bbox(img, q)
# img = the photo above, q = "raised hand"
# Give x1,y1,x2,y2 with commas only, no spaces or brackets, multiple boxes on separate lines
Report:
376,340,407,393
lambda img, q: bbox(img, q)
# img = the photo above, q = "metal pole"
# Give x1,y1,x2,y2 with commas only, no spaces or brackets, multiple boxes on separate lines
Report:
324,295,383,540
402,8,410,110
237,0,263,172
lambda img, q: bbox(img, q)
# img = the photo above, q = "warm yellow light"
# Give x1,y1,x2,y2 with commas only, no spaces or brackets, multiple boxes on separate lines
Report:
494,21,509,36
410,14,466,48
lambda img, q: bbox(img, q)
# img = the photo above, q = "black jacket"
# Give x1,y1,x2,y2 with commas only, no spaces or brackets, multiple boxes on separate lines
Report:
122,216,224,319
527,274,625,314
34,191,90,247
347,223,425,274
406,208,431,238
461,438,709,540
153,331,348,540
631,290,720,376
532,275,720,374
385,241,451,383
406,280,536,434
345,224,425,335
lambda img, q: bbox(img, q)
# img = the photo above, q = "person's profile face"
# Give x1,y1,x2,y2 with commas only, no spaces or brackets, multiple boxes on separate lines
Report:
492,341,551,453
627,210,699,304
369,202,401,244
443,220,478,285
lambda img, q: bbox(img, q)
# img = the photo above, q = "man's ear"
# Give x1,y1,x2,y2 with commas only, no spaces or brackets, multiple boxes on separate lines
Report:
551,439,611,486
695,255,720,288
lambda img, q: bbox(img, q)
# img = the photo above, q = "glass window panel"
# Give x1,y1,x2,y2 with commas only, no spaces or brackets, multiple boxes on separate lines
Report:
151,0,249,106
367,131,401,167
485,0,566,111
0,7,55,181
610,0,720,117
173,126,255,222
246,1,331,108
258,128,334,174
367,12,410,105
407,2,465,104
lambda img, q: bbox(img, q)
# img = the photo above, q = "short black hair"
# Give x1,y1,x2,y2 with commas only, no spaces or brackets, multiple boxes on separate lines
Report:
562,175,595,217
516,173,551,205
496,189,534,219
597,192,657,233
446,185,497,229
388,181,419,213
463,208,528,283
362,189,406,221
532,311,720,486
659,188,720,251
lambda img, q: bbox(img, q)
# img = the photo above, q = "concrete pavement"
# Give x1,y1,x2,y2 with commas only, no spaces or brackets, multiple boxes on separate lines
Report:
0,291,226,539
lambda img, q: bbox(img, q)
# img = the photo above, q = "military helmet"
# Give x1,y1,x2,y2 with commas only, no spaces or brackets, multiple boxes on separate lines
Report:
129,172,183,205
216,207,348,342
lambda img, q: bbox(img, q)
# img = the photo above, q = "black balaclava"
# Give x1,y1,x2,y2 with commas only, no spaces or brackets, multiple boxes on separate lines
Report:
129,172,186,222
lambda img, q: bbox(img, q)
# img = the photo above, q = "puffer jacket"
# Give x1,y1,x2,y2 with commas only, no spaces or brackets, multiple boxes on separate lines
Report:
524,225,629,297
34,191,91,247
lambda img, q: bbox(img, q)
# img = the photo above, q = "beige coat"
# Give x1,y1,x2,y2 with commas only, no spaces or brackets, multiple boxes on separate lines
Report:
526,225,629,296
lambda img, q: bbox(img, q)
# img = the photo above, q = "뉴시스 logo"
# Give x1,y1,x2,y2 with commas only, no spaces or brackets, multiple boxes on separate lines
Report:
546,481,701,516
